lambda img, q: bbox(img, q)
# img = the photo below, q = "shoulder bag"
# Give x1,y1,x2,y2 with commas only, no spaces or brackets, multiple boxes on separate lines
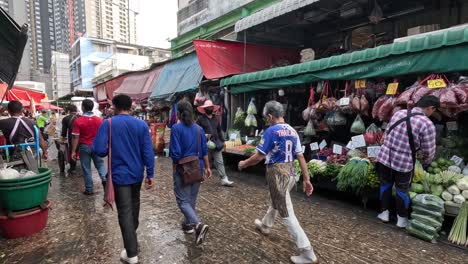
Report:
104,118,115,209
178,125,204,185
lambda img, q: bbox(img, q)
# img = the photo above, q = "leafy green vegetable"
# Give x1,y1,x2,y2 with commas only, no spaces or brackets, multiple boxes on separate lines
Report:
411,183,424,194
336,158,372,193
323,163,342,178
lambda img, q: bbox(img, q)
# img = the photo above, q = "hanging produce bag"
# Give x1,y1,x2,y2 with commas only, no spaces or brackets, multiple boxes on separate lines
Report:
304,120,316,136
336,81,353,114
326,111,347,128
302,86,316,121
352,87,369,116
247,98,257,115
350,114,366,134
314,81,336,113
245,114,257,127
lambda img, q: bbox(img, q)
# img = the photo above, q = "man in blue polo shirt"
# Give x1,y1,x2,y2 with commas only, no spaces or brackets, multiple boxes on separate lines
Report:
93,94,154,264
239,100,317,264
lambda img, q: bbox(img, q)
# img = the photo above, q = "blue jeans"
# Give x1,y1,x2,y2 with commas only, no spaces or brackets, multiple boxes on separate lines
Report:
173,168,201,226
79,144,107,192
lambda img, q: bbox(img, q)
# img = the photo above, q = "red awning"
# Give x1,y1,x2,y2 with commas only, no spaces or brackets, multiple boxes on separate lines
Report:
194,39,300,79
0,82,46,107
113,66,164,101
36,102,63,110
94,74,127,103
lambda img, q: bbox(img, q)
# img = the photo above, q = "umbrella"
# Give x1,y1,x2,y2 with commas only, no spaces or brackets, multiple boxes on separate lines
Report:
36,102,63,110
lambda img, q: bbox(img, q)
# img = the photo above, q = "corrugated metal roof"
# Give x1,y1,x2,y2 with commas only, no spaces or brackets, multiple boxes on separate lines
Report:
235,0,319,33
221,26,468,87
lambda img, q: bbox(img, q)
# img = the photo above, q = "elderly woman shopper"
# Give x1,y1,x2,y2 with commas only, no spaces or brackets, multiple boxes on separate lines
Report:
239,100,318,264
170,100,211,245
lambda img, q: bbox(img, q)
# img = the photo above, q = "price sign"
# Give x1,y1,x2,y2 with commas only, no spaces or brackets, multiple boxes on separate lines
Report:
319,140,327,150
339,98,350,106
333,144,343,155
310,142,319,151
450,155,463,166
351,135,366,148
355,80,366,89
446,121,458,131
386,83,399,95
427,79,447,89
367,146,381,158
346,141,355,150
302,145,306,153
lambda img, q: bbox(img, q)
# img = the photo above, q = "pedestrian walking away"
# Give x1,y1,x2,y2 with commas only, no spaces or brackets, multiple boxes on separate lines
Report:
238,100,318,264
61,105,79,174
0,101,48,160
93,94,155,264
37,110,49,141
197,100,233,186
377,95,439,228
71,99,107,195
170,100,211,245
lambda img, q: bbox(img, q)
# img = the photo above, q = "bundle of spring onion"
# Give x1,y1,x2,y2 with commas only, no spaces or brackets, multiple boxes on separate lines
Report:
448,202,468,246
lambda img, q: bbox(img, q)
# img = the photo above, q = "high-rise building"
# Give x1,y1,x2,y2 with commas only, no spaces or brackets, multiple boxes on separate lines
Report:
53,0,70,53
50,51,71,99
69,0,137,45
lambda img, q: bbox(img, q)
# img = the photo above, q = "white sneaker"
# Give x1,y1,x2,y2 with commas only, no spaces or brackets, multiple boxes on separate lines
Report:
396,215,408,228
221,177,234,186
120,249,138,264
291,248,318,264
377,210,390,223
254,219,270,235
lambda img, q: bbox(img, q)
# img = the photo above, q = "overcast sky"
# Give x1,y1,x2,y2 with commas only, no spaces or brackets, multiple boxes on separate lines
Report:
134,0,178,49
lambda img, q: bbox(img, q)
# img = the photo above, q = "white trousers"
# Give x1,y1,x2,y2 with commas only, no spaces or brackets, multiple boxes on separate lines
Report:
261,174,311,249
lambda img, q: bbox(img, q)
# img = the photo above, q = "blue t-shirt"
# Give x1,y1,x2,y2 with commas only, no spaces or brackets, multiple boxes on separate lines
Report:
169,123,208,172
93,114,155,185
256,123,303,164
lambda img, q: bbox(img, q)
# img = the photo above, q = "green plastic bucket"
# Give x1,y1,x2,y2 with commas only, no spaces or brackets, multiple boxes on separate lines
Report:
0,168,51,187
0,177,51,212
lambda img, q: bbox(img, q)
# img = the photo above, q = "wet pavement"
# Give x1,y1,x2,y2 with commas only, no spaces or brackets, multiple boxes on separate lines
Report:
1,156,467,264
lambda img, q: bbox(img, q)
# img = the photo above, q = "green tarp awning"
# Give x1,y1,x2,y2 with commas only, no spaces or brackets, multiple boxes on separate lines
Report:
221,27,468,94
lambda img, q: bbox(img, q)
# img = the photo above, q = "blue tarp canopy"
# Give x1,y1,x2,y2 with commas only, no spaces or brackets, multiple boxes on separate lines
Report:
150,53,203,101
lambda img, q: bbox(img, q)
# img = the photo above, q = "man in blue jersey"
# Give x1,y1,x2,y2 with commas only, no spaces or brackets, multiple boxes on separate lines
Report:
238,100,317,264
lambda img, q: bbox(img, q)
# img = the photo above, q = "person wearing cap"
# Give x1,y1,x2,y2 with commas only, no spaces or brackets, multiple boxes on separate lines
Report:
377,95,439,228
196,100,233,186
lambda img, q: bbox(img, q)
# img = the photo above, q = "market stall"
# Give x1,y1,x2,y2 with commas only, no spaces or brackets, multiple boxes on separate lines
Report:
221,26,468,246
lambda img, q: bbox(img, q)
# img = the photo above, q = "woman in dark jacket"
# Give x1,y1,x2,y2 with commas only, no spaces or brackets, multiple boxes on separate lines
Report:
169,100,211,245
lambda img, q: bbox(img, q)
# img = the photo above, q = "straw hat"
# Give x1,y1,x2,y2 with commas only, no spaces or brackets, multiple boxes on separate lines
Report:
197,100,220,114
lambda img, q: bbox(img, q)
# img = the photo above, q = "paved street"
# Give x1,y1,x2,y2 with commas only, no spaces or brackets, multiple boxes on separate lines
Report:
1,157,467,264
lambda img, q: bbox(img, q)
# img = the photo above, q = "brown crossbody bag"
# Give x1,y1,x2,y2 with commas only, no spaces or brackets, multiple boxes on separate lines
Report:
178,125,204,185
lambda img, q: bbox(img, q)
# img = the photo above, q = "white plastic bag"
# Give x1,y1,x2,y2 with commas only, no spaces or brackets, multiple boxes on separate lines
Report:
304,120,316,136
350,114,366,134
247,99,257,115
245,114,257,127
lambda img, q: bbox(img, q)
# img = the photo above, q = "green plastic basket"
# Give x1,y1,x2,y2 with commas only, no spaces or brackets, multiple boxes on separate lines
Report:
0,168,51,187
0,177,51,212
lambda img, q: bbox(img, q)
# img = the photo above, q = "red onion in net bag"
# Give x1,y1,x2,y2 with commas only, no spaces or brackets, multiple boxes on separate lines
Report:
411,86,431,104
396,84,417,105
378,97,395,121
452,87,467,104
440,88,458,107
372,96,387,119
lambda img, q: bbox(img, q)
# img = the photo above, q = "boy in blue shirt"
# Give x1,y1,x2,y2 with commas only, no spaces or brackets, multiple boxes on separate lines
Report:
239,100,317,264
